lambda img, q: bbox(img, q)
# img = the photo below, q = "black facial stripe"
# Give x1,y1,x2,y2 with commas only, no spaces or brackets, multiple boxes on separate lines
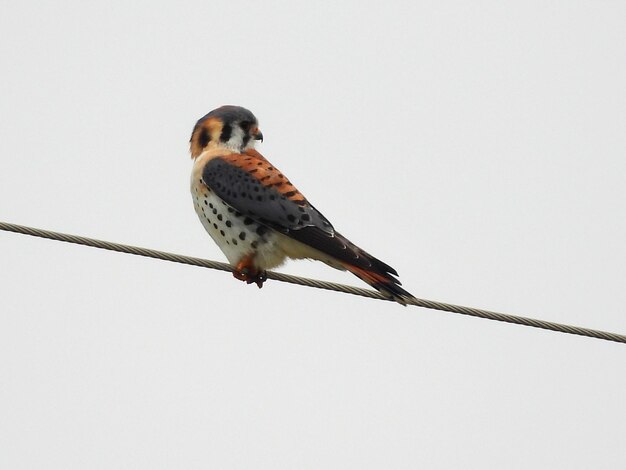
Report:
220,124,232,142
242,133,251,148
193,107,258,145
198,129,211,148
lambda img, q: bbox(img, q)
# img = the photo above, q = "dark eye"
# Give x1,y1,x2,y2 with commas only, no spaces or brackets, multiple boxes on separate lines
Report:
240,120,251,132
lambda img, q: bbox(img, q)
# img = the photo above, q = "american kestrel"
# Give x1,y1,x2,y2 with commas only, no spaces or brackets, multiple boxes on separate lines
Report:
190,105,413,304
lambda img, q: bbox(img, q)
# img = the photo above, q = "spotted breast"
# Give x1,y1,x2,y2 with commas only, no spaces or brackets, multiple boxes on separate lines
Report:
191,152,290,271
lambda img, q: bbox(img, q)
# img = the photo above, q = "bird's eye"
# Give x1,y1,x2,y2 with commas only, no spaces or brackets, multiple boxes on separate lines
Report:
240,121,251,132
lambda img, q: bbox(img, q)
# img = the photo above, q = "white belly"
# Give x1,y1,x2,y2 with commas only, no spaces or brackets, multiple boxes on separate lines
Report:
191,180,289,269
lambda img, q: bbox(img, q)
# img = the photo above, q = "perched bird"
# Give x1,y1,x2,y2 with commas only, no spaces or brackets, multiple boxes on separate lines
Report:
189,105,413,304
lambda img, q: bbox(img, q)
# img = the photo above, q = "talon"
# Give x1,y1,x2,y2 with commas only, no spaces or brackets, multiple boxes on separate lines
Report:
233,254,265,287
254,271,267,288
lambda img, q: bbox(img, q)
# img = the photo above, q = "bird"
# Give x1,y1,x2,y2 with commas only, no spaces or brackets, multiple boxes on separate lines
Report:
189,105,414,304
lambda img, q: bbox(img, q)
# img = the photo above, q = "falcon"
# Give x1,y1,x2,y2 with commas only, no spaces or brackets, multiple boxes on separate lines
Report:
189,105,413,304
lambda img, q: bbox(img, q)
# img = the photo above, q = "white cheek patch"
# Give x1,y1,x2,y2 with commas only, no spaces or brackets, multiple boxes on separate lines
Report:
227,125,245,146
222,125,257,152
223,126,249,151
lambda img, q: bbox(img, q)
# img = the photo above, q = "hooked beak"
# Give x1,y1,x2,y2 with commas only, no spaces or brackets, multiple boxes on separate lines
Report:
253,128,263,142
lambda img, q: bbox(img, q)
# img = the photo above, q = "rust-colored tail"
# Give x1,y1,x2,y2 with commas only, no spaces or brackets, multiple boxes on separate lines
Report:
341,262,414,306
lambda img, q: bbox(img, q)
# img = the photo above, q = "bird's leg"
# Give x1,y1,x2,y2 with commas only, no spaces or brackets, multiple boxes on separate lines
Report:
233,254,256,282
233,255,267,289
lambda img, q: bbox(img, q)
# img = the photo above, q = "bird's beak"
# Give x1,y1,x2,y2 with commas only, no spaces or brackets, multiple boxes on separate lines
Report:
253,129,264,142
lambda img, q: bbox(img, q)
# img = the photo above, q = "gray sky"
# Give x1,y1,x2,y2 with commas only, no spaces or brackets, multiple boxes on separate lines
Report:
1,1,625,468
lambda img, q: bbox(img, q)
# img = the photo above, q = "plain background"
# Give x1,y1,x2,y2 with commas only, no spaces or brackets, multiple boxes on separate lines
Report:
1,1,625,468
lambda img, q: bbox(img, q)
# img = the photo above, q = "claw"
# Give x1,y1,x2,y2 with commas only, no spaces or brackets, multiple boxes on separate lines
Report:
233,255,267,288
254,271,267,289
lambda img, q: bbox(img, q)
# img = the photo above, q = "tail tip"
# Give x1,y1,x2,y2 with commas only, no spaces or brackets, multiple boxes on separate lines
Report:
373,283,415,306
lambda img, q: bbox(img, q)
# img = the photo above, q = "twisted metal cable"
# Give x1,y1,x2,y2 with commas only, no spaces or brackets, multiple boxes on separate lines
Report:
1,221,625,344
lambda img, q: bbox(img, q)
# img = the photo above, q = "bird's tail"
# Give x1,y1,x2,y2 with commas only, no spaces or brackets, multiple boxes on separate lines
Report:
339,255,414,306
343,263,413,305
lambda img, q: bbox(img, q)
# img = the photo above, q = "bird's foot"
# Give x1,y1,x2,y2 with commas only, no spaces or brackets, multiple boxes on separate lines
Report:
233,256,267,289
252,270,267,289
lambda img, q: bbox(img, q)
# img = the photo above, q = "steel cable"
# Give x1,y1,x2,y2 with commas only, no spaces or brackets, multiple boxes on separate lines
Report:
1,221,624,344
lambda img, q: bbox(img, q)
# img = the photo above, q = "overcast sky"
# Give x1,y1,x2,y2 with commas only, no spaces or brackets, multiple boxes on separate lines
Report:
1,1,625,468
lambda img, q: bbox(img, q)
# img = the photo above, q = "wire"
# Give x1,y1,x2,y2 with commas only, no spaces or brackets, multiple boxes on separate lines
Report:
1,220,624,344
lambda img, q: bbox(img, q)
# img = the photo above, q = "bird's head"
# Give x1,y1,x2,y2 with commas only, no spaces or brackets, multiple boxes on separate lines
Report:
189,105,263,158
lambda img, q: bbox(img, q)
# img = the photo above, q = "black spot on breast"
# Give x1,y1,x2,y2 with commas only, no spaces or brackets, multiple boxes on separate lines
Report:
239,232,246,240
213,223,218,229
217,214,223,221
251,241,258,249
220,230,225,236
256,225,268,236
232,238,238,245
225,220,232,227
209,203,214,209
